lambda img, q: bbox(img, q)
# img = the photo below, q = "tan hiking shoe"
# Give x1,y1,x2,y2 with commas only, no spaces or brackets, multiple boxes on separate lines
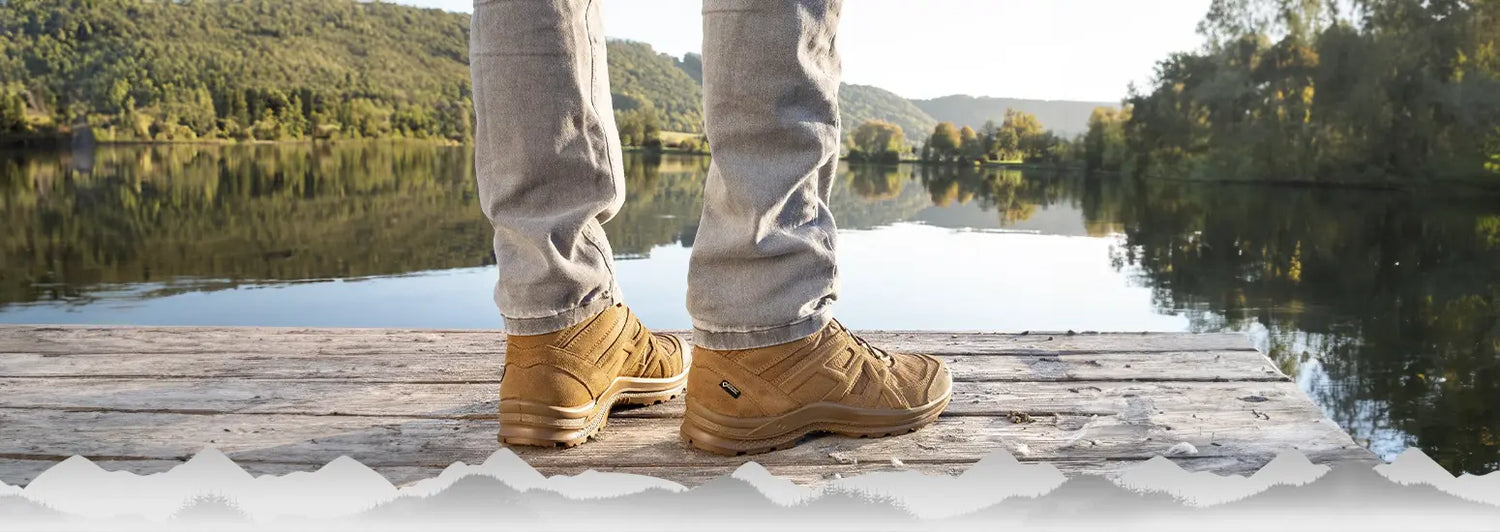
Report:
498,303,689,447
681,320,952,455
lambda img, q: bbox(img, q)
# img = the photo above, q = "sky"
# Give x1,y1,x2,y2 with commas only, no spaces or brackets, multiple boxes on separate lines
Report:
400,0,1212,102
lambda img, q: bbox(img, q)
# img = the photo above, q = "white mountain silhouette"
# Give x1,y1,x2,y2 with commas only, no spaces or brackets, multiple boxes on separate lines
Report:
824,450,1066,519
1250,450,1331,486
23,454,163,520
1116,456,1253,506
537,468,687,500
1454,472,1500,507
9,446,1496,529
1377,447,1456,487
0,494,62,524
22,449,397,522
730,462,817,505
1208,463,1500,528
248,455,399,519
1377,448,1500,507
1116,452,1328,507
398,449,684,500
0,478,22,497
400,448,549,497
955,472,1192,528
362,474,545,526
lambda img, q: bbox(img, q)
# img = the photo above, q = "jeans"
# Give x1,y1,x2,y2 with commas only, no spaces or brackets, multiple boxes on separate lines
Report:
470,0,842,350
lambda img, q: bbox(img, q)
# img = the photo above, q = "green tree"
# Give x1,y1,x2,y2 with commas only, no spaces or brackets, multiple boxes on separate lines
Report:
1125,0,1500,183
1085,106,1131,172
995,129,1020,161
959,125,982,161
616,105,662,149
0,90,27,134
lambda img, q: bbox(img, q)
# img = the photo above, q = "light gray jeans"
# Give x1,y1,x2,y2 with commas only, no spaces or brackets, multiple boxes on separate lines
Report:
471,0,841,350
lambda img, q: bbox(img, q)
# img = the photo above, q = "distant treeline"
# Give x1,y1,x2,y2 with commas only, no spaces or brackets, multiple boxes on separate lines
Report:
1089,0,1500,184
846,109,1082,167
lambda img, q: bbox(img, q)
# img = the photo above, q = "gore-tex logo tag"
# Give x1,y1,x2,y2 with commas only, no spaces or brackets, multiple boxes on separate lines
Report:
719,380,742,399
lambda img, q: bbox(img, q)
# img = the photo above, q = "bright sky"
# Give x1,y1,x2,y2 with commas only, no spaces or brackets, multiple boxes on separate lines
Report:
400,0,1211,102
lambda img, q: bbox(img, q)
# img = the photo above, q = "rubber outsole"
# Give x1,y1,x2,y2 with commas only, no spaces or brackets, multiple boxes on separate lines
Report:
679,391,953,456
498,350,690,448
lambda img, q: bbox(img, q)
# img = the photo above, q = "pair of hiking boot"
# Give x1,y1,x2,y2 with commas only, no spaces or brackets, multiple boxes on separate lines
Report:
497,303,952,455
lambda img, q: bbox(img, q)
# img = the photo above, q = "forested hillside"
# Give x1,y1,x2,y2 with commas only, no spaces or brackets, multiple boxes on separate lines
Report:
608,40,703,134
1,0,473,142
1,0,1090,147
838,84,938,143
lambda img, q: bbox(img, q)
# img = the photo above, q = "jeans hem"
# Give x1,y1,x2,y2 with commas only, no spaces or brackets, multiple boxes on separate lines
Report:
502,290,620,336
691,308,834,350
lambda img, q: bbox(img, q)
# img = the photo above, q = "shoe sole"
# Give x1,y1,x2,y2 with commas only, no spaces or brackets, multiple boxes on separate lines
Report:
498,350,691,448
679,389,952,456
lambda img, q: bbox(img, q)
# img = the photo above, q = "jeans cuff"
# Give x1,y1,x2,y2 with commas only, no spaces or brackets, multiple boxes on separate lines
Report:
691,308,835,350
502,289,620,336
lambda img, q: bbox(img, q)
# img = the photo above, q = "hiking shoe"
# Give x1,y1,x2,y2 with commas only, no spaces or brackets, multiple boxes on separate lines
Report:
681,320,952,455
498,303,689,448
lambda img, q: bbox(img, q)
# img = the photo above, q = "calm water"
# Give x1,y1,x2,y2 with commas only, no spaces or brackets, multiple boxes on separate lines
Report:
2,143,1497,475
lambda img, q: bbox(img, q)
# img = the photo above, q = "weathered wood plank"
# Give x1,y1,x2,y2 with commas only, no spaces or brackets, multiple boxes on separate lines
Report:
0,350,1284,382
0,379,1319,420
0,326,1254,356
0,408,1367,479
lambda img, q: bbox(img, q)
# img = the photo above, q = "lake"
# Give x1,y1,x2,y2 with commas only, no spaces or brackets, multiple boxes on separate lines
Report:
2,142,1497,476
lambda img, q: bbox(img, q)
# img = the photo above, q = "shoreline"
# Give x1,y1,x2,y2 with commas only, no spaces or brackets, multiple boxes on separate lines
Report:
1,136,467,149
7,140,1496,192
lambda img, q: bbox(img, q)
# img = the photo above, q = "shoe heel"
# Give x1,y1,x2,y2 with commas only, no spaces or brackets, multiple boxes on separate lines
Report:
497,400,606,448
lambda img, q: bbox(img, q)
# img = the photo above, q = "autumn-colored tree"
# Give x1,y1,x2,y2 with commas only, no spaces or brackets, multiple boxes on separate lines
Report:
927,122,962,161
850,120,907,161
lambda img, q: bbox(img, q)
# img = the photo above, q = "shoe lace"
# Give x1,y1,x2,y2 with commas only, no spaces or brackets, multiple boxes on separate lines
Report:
837,320,892,364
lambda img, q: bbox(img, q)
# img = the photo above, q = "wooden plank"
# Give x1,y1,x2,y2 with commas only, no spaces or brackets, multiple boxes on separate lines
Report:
0,326,1254,356
0,408,1368,480
0,379,1320,420
0,350,1284,382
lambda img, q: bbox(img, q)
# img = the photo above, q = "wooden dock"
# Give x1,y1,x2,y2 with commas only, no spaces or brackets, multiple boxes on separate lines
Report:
0,326,1378,486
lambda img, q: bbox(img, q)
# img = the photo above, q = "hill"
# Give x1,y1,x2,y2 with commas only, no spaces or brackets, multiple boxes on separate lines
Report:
913,95,1116,137
1,0,474,142
1,0,1084,146
607,40,703,133
618,48,941,140
837,84,937,142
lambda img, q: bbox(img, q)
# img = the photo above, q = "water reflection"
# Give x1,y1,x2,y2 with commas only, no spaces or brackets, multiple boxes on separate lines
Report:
0,143,1496,475
0,142,488,303
1100,178,1500,474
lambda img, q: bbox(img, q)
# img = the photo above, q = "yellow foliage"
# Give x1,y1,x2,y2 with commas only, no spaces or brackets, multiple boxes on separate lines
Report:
1479,216,1500,248
1287,241,1303,283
